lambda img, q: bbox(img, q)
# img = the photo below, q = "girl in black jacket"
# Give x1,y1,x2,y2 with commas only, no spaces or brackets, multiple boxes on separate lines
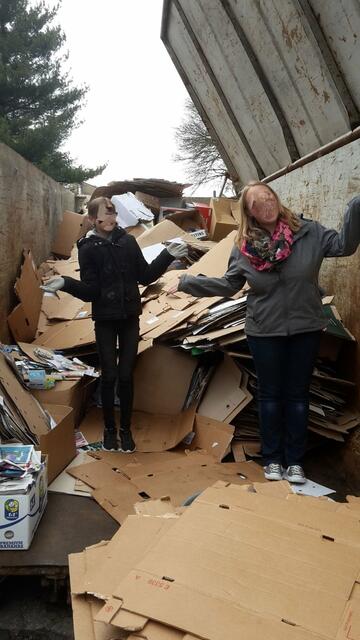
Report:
42,197,186,452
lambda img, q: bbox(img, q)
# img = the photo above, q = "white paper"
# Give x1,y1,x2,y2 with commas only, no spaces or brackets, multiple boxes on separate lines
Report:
48,452,92,497
291,478,335,497
142,243,166,264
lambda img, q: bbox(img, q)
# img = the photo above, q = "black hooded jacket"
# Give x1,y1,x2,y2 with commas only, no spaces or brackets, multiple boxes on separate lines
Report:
62,227,174,321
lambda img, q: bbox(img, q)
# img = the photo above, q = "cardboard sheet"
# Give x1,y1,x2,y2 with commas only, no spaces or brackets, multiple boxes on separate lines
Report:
198,355,252,422
14,250,43,338
100,482,360,640
33,317,95,350
52,210,85,257
42,292,88,321
188,415,234,462
69,516,185,639
185,230,237,277
137,220,190,249
133,345,197,414
78,405,196,453
8,303,35,342
130,405,196,452
8,250,43,342
40,403,76,483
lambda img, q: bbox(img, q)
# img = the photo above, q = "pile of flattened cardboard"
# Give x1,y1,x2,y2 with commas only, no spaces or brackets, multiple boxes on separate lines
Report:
4,200,360,491
69,479,360,640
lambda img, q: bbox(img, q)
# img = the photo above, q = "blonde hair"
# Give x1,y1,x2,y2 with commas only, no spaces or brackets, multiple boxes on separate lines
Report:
235,181,300,248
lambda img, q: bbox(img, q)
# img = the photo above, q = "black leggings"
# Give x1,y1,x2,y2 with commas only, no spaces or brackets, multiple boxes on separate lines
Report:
95,318,139,430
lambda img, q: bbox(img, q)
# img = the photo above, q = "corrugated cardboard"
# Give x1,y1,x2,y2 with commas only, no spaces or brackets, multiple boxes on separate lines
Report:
52,210,85,257
69,516,185,640
128,460,265,506
188,415,234,462
209,198,238,242
130,405,196,452
163,209,206,233
40,404,76,483
8,303,35,342
42,292,87,321
133,345,197,414
8,250,42,342
137,220,189,249
14,250,42,337
135,192,160,213
78,405,196,453
32,378,96,427
99,482,360,640
32,317,95,350
185,230,237,277
198,355,252,422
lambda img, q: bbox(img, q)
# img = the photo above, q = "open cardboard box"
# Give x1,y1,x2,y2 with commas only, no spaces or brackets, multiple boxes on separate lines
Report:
0,455,48,551
32,377,96,427
209,197,239,242
40,404,76,484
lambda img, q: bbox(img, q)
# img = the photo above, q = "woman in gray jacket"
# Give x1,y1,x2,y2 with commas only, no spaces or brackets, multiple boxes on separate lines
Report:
173,182,360,484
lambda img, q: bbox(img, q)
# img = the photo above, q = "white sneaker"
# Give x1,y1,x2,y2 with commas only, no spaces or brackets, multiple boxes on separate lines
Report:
264,463,283,481
285,465,306,484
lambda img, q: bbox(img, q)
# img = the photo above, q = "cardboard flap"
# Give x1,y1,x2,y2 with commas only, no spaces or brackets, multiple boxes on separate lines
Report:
52,210,85,257
198,356,251,422
133,345,197,415
189,415,234,462
137,220,190,249
13,250,42,339
185,231,237,277
8,303,35,342
33,317,95,350
131,405,196,453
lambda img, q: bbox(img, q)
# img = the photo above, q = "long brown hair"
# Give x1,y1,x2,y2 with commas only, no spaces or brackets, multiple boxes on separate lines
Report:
235,181,300,248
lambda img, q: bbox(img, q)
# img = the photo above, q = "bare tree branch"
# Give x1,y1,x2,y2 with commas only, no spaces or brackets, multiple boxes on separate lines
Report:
174,98,234,194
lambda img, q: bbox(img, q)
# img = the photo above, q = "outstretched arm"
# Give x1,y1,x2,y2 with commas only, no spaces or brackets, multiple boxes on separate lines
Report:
178,245,246,297
134,237,174,285
320,196,360,257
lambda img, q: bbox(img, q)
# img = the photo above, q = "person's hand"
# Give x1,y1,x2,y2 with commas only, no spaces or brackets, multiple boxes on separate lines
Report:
166,241,188,259
167,282,179,295
40,276,65,293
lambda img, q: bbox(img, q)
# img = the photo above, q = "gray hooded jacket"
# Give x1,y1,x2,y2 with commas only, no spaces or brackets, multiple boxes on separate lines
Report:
178,196,360,337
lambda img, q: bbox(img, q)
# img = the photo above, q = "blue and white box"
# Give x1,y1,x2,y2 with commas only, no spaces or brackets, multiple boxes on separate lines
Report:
0,457,48,550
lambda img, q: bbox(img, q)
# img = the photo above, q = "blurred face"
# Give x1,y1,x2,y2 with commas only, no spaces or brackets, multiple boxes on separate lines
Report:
93,198,117,234
245,186,280,230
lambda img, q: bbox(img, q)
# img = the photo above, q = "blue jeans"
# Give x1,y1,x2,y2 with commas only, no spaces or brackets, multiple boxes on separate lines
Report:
247,331,321,466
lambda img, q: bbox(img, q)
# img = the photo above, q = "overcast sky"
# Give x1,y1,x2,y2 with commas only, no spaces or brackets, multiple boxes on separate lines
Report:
52,0,199,191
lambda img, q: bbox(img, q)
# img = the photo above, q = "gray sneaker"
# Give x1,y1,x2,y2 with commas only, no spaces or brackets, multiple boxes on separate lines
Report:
264,463,283,481
285,465,306,484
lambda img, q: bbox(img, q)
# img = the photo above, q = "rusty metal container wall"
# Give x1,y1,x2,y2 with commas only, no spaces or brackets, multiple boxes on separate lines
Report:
269,138,360,385
166,1,258,182
162,0,360,186
309,0,360,111
0,143,75,342
177,0,292,175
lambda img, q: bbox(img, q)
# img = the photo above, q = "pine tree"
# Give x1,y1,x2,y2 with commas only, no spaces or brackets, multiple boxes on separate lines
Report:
0,0,106,182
